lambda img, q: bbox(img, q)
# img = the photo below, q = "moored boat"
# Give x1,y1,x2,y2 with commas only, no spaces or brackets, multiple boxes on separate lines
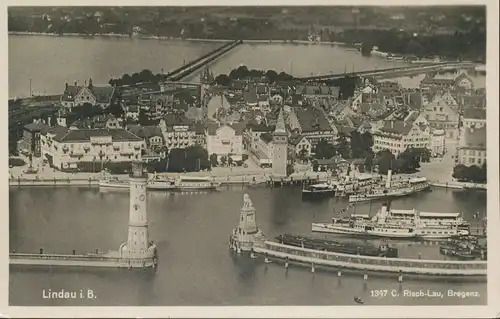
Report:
302,183,336,199
147,174,177,191
349,177,430,203
99,176,129,189
312,203,469,240
175,176,220,191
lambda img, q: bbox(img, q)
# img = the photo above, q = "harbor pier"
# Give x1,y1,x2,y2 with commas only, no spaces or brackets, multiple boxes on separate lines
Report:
229,194,487,279
10,162,157,269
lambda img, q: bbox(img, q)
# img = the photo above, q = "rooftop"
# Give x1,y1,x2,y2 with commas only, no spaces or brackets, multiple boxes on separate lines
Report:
463,108,486,120
294,106,332,133
52,128,143,143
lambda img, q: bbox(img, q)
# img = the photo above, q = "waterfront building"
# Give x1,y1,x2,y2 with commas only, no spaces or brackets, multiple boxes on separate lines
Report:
206,122,244,162
272,108,288,177
159,114,198,150
287,106,338,145
423,93,460,139
60,79,115,109
457,126,487,166
40,128,143,170
288,135,312,157
462,108,486,129
18,121,50,157
127,125,166,162
295,84,340,98
372,120,431,156
429,129,446,156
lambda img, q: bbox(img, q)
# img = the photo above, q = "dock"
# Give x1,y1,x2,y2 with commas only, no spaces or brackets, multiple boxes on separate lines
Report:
229,194,487,279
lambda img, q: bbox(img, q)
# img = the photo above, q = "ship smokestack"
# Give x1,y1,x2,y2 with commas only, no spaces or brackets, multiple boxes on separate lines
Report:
385,169,392,188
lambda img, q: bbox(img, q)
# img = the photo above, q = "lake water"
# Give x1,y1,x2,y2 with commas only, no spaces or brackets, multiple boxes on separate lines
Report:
9,35,410,98
9,186,487,306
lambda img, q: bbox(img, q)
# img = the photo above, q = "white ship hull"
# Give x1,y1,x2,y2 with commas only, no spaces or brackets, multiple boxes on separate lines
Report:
312,223,419,238
349,184,430,203
99,180,129,189
312,223,467,240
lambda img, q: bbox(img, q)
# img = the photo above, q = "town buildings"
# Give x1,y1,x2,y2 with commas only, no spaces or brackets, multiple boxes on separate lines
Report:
372,120,431,156
423,93,460,139
60,79,115,109
457,126,487,166
205,122,244,162
39,127,144,170
159,114,205,150
287,106,338,146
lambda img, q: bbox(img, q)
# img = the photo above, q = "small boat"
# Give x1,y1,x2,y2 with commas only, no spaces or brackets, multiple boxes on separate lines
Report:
176,176,220,191
354,296,364,304
99,176,129,189
147,175,177,191
456,253,476,261
302,183,336,199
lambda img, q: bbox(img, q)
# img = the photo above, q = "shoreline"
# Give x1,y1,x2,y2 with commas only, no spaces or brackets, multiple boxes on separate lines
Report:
8,31,347,46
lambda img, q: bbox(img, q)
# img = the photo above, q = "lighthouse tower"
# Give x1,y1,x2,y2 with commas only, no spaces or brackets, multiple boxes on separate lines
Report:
230,194,265,253
120,162,156,264
272,107,288,177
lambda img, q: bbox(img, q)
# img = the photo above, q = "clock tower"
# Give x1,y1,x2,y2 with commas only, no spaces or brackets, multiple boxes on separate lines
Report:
125,162,150,256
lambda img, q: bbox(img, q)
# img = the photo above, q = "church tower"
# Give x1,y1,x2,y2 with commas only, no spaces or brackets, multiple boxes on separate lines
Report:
199,66,213,108
123,162,151,257
272,107,288,177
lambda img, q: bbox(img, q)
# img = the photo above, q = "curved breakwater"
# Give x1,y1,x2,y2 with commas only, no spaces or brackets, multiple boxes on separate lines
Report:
253,241,486,278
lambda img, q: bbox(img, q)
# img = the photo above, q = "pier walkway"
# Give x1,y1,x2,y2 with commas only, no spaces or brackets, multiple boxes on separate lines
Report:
166,40,242,81
9,252,156,269
297,62,476,82
253,241,486,277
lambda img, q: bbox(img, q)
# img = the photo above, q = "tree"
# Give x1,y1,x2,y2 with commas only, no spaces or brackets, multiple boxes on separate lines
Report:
214,74,230,86
375,149,395,175
334,134,351,159
297,148,309,163
361,42,373,56
210,153,218,167
397,148,421,173
185,145,210,172
286,163,295,176
364,152,374,172
265,70,278,83
72,103,103,120
314,138,336,159
228,156,234,167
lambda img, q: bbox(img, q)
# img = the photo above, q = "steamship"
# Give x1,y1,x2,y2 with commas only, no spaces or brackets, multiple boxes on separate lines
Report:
312,203,469,240
349,170,430,203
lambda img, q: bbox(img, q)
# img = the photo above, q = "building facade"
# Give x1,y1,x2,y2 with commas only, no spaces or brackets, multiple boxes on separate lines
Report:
40,128,144,170
206,124,243,161
372,121,431,156
457,126,486,166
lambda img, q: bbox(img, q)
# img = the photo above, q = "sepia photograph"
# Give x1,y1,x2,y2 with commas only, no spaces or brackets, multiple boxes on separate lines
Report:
5,2,498,314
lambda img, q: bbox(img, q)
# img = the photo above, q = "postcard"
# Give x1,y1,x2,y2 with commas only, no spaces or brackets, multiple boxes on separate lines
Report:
3,1,499,318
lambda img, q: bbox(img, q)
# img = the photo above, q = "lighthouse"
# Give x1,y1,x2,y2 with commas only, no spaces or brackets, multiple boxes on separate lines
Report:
120,162,156,264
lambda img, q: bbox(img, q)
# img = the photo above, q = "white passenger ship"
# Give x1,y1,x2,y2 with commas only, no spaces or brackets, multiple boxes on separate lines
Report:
349,172,430,203
99,176,129,189
312,204,469,240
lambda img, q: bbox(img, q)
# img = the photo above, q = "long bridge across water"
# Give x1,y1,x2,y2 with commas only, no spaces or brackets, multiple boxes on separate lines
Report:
297,62,477,82
166,39,242,81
